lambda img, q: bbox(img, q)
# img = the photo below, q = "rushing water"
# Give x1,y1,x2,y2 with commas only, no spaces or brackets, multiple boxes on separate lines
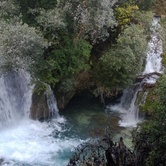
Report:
109,17,163,127
0,71,83,166
0,18,163,166
0,70,31,129
0,70,126,165
143,17,163,76
0,118,80,166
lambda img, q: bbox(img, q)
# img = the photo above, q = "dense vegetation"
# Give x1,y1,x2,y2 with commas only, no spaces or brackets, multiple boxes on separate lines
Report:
133,1,166,165
0,0,154,102
0,0,166,165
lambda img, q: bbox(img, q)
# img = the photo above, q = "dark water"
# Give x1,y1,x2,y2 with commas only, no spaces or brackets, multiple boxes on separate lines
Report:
0,92,132,166
60,94,125,140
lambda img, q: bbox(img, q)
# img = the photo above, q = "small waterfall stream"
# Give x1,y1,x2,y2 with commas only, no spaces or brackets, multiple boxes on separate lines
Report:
47,85,59,118
143,18,163,76
109,17,163,127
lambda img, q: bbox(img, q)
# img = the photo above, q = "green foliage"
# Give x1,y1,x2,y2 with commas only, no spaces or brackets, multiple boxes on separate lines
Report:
63,0,118,43
132,11,153,33
17,0,57,25
136,0,156,11
0,17,47,73
33,81,48,95
136,75,166,165
115,5,139,28
0,0,20,19
17,0,57,11
160,18,166,52
140,89,156,114
94,24,147,94
161,52,166,66
0,0,156,99
49,37,91,77
33,36,92,88
114,4,153,36
35,8,66,32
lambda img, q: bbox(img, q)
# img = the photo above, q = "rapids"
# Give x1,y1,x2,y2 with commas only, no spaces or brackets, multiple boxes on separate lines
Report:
0,71,82,166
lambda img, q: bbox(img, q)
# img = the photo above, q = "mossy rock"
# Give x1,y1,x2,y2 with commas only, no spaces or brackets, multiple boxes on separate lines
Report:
30,86,51,120
161,52,166,67
140,86,159,115
136,89,146,106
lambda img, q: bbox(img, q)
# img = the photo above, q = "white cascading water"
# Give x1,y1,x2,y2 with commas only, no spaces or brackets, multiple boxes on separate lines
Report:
0,70,81,166
47,85,59,118
143,18,163,75
110,17,163,127
0,70,31,129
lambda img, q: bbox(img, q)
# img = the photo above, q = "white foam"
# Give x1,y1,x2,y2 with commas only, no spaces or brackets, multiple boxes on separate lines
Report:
0,118,81,166
0,70,82,166
110,103,141,128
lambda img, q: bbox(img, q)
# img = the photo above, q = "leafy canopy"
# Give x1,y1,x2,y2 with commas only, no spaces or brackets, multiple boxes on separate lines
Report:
33,35,92,88
0,18,47,74
94,24,147,95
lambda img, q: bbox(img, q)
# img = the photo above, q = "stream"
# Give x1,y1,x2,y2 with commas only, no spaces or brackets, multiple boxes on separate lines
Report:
0,17,163,166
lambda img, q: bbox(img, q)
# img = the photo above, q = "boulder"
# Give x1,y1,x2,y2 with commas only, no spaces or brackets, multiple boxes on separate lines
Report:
55,90,75,110
30,90,51,120
143,83,156,88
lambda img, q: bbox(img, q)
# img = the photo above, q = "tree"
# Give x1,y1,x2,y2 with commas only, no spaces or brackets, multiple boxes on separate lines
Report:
35,8,66,32
93,24,147,98
16,0,58,24
0,0,20,18
115,5,139,29
62,0,118,44
33,35,92,89
0,18,47,74
136,0,155,11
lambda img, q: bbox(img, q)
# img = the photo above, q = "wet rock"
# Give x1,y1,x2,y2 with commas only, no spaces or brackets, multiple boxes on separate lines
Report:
136,75,145,82
136,72,162,82
143,83,156,88
54,71,94,110
55,90,75,110
30,90,50,120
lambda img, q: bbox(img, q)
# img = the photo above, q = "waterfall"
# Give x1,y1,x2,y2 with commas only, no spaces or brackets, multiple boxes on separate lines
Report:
47,85,59,118
0,70,82,166
0,70,32,129
109,17,163,127
143,18,163,75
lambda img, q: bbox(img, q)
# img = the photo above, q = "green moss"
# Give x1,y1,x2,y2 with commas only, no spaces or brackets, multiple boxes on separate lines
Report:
141,89,155,114
139,82,161,115
136,90,146,105
161,52,166,67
